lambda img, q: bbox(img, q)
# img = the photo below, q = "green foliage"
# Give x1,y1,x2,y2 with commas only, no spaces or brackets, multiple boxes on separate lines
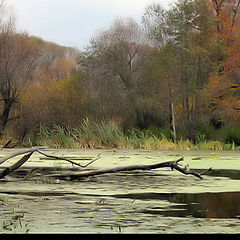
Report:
218,126,240,146
195,125,240,147
195,132,207,144
194,125,218,142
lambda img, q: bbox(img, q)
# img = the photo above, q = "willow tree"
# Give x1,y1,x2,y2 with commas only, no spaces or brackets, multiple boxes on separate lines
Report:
79,18,158,128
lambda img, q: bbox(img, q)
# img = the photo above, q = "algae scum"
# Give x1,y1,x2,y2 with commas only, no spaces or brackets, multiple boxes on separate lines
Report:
0,149,240,233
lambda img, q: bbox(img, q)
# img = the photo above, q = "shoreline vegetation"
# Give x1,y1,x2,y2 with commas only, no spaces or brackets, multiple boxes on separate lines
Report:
4,119,240,151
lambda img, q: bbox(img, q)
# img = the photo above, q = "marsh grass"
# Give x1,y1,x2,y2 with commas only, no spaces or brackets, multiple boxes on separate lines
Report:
194,125,240,150
196,140,223,150
177,138,195,150
141,135,176,150
26,125,75,148
23,120,240,150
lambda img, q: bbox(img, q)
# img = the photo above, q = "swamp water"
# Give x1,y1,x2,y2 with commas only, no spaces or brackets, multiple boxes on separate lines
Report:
0,148,240,233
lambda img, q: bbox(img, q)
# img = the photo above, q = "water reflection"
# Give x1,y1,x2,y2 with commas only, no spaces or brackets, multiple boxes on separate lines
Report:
113,192,240,218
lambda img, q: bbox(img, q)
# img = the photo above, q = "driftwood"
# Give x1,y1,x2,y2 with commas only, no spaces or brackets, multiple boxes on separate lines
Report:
0,147,210,180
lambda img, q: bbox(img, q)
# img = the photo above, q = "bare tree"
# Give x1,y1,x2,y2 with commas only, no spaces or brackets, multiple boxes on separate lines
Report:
0,2,39,135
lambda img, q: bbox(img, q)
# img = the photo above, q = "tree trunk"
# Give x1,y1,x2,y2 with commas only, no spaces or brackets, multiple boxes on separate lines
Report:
0,98,14,136
43,157,205,180
169,88,176,143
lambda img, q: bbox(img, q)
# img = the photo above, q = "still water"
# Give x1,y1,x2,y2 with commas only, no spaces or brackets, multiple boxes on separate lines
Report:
0,148,240,233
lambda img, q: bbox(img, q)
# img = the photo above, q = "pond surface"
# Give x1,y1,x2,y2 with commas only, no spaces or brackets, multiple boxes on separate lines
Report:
0,148,240,233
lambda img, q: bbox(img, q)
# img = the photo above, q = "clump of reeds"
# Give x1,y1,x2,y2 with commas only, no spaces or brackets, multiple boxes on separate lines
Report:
23,120,240,151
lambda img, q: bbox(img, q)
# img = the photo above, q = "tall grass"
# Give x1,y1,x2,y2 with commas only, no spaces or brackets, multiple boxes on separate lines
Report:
194,125,240,150
23,120,240,150
25,125,75,148
72,118,127,148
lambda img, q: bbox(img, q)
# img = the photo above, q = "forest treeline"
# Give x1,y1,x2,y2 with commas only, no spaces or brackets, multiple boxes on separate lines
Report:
1,0,240,149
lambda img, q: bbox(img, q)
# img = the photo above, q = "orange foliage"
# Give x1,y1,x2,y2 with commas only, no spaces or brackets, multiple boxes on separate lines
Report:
205,0,240,124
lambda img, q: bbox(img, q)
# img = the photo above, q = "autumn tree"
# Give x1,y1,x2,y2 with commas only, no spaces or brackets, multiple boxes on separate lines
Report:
141,0,216,141
204,0,240,126
15,39,80,140
0,2,41,136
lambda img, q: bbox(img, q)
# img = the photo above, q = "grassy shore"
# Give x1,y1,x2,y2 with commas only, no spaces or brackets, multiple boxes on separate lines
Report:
14,119,240,151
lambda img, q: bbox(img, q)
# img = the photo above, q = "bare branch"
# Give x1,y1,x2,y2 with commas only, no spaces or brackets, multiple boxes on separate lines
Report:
0,147,209,182
36,150,101,168
0,146,46,165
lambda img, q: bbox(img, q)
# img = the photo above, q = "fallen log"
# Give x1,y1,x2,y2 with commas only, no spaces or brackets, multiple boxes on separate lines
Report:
43,157,207,180
0,147,210,181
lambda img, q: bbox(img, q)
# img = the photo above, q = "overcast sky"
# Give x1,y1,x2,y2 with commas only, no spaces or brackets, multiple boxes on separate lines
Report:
6,0,175,50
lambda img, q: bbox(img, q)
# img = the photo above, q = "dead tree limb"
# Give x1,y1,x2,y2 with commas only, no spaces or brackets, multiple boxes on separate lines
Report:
36,150,101,168
0,152,34,179
0,147,101,179
0,147,209,181
0,146,46,165
2,139,13,148
43,157,206,179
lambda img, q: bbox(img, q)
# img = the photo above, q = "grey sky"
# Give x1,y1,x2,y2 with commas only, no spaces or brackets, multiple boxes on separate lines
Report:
6,0,175,50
